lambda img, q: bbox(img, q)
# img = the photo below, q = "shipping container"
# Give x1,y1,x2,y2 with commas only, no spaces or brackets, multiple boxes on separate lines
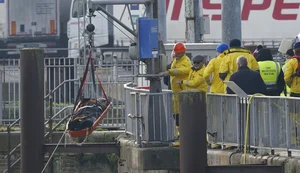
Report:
7,0,59,38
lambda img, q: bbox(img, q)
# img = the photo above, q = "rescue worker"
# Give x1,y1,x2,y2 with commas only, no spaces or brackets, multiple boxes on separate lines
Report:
256,48,284,96
284,42,300,97
204,43,229,94
159,42,191,146
176,55,207,92
227,56,266,95
219,39,259,84
281,49,294,96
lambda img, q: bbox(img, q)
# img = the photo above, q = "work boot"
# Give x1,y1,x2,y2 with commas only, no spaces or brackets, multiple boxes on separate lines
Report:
176,126,180,138
172,126,180,147
172,140,180,147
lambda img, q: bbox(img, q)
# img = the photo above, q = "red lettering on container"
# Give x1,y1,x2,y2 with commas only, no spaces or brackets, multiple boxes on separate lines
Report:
242,0,271,20
171,0,183,20
273,0,300,20
168,0,300,21
202,0,221,20
166,0,170,13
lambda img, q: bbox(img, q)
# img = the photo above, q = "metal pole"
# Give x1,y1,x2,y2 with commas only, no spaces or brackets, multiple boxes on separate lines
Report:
7,126,11,173
0,70,2,124
179,91,207,173
185,0,195,43
158,0,167,43
49,92,54,173
221,0,242,45
20,48,45,173
194,0,202,42
145,0,166,141
107,5,115,46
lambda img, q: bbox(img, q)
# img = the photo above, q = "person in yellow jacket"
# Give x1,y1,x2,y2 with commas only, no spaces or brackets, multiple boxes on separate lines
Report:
284,42,300,97
219,39,259,84
175,55,207,147
204,43,229,94
281,49,294,96
177,55,208,92
159,42,191,146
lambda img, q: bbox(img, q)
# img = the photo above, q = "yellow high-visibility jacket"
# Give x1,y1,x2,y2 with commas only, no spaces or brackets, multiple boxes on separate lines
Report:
284,57,300,94
203,53,225,94
183,66,208,92
219,48,259,81
168,55,191,114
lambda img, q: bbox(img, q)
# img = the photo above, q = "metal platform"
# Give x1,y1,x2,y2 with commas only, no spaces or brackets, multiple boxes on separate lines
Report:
44,142,120,154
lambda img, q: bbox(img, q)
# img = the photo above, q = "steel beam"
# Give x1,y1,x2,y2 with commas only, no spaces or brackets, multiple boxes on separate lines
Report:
20,48,45,173
44,143,120,154
90,0,152,5
96,6,137,37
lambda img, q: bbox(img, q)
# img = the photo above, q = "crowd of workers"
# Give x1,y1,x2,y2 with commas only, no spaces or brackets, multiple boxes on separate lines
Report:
159,39,300,146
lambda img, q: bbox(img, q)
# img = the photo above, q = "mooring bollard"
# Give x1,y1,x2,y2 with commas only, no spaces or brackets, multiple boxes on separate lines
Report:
179,91,207,173
20,48,45,173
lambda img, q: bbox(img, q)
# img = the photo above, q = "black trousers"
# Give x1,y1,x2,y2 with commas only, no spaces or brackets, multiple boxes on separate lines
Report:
290,92,300,97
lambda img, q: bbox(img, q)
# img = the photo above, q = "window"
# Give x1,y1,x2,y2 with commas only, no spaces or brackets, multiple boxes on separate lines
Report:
72,0,87,18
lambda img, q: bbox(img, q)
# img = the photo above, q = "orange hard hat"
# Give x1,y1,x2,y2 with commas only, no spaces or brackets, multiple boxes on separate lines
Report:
173,42,186,53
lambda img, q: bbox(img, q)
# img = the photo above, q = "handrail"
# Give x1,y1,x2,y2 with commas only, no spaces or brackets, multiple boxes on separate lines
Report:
5,106,73,158
4,106,72,173
44,114,71,138
5,79,78,173
3,157,21,173
44,106,73,125
44,79,79,99
7,118,20,129
123,82,172,93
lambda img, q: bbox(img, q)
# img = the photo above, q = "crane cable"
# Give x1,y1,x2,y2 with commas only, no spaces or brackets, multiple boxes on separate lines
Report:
40,129,68,173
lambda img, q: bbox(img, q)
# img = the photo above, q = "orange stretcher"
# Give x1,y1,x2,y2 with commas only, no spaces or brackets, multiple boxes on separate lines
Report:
66,50,111,138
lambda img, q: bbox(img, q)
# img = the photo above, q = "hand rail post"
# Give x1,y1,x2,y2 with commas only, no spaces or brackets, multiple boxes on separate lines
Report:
7,126,11,173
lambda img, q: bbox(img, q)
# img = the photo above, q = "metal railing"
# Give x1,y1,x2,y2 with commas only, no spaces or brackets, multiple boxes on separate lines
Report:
0,55,137,128
123,84,300,155
124,82,175,146
4,105,73,173
207,94,300,156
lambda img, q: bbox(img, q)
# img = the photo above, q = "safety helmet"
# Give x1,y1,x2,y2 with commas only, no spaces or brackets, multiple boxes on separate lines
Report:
216,43,229,53
192,55,205,63
173,42,186,53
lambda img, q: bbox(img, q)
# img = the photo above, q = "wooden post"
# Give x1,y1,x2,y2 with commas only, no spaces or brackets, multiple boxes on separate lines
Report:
20,48,45,173
179,91,207,173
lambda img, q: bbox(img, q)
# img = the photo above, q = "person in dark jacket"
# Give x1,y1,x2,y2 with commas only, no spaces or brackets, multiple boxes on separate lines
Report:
163,63,172,89
227,56,266,95
256,48,285,96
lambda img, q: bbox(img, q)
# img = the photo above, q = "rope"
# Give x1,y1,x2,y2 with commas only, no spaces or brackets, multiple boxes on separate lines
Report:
40,129,68,173
73,51,93,111
92,58,109,104
243,93,265,164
